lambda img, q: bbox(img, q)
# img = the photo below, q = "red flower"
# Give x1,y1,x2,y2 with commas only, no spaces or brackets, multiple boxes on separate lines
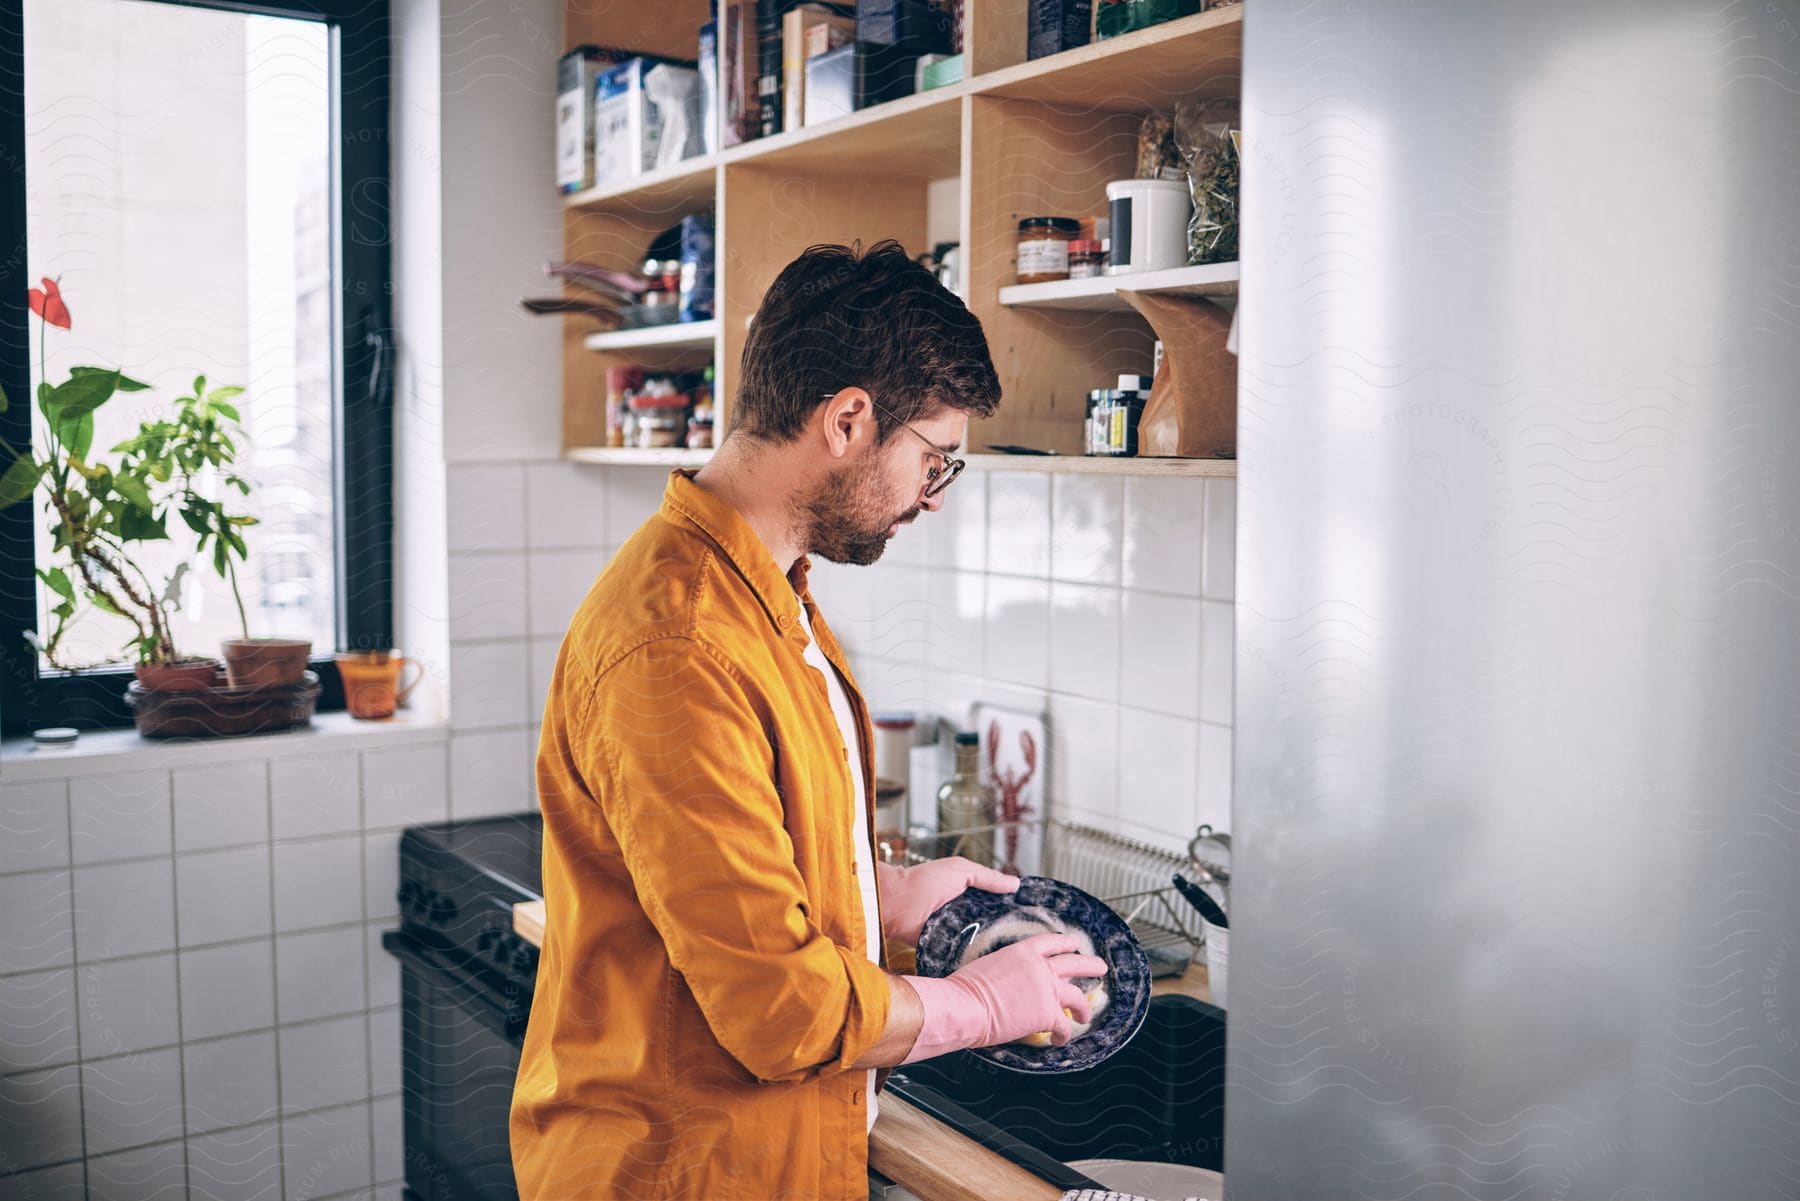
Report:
27,276,70,329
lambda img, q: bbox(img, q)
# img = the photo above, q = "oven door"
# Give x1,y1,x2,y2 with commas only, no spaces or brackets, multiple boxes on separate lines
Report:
382,927,532,1201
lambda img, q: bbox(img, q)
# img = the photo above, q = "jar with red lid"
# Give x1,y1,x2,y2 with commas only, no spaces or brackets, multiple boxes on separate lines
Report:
1068,239,1106,279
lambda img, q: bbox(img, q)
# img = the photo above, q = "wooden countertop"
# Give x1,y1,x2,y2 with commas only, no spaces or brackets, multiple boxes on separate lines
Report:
513,899,1215,1201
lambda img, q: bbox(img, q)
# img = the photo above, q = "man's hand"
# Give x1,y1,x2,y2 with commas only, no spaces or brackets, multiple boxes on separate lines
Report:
876,856,1020,947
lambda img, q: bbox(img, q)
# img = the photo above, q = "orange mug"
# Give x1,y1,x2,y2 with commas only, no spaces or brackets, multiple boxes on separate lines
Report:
336,650,424,720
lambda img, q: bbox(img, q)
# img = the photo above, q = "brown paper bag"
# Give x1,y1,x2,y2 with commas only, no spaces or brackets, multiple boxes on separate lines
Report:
1120,290,1237,458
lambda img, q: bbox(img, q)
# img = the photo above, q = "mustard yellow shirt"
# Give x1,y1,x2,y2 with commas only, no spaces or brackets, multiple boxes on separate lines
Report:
510,468,896,1200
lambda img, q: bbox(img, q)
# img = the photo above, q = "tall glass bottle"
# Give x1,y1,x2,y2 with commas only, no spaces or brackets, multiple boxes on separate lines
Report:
936,731,995,866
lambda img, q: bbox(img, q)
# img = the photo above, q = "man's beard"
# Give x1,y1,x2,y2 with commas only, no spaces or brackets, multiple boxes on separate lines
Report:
794,460,919,566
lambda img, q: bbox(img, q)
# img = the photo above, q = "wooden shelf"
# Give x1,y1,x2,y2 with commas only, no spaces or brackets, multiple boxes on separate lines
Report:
721,82,967,177
999,262,1239,311
562,154,718,215
557,4,1243,471
966,453,1236,477
972,7,1243,110
581,318,718,353
564,446,714,468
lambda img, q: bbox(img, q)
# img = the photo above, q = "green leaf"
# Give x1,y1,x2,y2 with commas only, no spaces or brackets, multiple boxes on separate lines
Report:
209,400,242,423
112,473,153,511
193,374,206,398
224,528,246,558
0,453,42,509
47,369,120,427
179,505,211,536
211,537,227,576
71,365,149,392
117,504,170,542
0,380,7,414
58,410,94,461
88,591,124,617
37,566,75,603
206,386,244,401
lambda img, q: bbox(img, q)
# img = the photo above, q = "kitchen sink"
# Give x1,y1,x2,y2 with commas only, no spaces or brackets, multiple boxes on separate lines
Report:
885,993,1226,1177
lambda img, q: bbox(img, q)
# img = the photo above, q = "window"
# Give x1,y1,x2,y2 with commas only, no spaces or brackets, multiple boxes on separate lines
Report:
0,0,392,735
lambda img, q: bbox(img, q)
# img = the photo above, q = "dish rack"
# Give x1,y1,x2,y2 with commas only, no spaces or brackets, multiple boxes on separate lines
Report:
891,817,1211,977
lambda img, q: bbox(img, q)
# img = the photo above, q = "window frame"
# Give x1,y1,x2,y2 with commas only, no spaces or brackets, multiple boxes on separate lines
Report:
0,0,394,737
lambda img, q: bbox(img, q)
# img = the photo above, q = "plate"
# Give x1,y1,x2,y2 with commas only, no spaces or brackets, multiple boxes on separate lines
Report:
913,875,1152,1074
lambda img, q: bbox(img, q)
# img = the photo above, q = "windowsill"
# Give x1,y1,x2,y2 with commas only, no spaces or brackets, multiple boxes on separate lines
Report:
0,708,449,783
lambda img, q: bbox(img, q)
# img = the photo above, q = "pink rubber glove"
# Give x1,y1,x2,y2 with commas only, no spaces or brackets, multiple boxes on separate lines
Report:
876,856,1020,947
900,932,1109,1064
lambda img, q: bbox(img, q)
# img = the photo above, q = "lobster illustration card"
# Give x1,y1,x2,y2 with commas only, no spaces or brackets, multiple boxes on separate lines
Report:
971,703,1047,877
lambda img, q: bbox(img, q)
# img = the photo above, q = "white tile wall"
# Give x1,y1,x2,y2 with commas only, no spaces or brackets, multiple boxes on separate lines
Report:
0,778,69,874
0,727,451,1195
834,470,1236,854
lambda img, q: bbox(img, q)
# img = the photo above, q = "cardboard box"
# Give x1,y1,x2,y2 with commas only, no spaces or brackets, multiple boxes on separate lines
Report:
858,0,955,52
594,57,697,186
556,46,631,192
698,21,719,155
804,41,857,126
784,4,854,131
720,0,759,147
1029,0,1092,60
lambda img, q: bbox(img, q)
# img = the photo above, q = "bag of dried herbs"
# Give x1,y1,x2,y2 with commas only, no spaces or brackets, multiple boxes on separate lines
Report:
1174,97,1239,265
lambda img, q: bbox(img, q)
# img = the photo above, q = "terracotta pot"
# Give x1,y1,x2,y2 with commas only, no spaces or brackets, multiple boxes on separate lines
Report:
134,659,222,692
222,638,313,689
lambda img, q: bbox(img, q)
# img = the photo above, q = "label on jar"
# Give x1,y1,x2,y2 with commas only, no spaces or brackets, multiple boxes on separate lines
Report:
1017,238,1070,277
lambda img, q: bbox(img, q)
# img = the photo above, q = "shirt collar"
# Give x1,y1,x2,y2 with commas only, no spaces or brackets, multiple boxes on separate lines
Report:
660,468,811,641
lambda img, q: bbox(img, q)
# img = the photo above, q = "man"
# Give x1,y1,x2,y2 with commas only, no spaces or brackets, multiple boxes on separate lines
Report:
509,240,1108,1200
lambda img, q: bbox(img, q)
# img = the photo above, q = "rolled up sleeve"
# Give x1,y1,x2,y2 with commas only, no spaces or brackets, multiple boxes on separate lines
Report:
575,635,891,1085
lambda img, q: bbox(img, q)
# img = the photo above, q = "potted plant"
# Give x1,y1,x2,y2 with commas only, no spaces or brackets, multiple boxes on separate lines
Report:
112,372,310,689
2,275,313,733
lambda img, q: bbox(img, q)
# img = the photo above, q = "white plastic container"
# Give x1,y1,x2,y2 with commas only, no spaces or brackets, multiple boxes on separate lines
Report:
1202,918,1228,1008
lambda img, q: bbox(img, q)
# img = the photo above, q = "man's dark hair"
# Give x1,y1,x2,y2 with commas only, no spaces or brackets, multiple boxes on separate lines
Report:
732,239,1001,443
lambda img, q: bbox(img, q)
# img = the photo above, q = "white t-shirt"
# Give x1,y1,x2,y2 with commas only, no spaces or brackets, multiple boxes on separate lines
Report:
796,601,883,1132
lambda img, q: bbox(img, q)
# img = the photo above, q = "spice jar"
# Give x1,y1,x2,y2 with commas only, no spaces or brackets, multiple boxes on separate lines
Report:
629,378,690,448
604,366,642,448
1015,216,1080,284
1095,373,1152,456
1068,239,1106,279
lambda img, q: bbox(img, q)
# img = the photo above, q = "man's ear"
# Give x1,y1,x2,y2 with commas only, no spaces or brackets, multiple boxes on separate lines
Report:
821,387,877,456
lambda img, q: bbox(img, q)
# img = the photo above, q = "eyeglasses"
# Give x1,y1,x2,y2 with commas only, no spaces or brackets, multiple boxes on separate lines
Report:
821,392,966,498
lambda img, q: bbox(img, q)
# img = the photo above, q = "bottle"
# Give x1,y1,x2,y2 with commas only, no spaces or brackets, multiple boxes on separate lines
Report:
936,731,994,866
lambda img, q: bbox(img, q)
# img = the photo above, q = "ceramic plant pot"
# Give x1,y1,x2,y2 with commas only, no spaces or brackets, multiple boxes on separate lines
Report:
221,638,312,689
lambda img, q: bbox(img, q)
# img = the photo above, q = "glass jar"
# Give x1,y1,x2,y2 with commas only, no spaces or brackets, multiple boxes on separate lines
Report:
1015,216,1080,284
631,402,688,448
1068,239,1106,279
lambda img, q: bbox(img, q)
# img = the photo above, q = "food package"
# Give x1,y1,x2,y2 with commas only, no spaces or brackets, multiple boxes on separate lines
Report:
1120,290,1236,458
1174,96,1240,264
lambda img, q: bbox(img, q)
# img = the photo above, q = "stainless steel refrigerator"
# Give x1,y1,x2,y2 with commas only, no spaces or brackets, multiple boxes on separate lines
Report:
1233,2,1800,1196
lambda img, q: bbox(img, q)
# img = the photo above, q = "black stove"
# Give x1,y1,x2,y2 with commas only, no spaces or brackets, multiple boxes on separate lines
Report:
382,813,542,1201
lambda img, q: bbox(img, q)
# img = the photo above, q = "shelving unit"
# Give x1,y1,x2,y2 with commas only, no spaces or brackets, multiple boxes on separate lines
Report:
581,318,718,353
556,1,1242,466
565,445,715,468
968,454,1234,477
998,261,1238,311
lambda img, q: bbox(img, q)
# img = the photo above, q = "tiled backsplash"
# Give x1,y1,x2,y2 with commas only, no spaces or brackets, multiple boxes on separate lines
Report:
0,730,455,1199
449,461,1236,856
